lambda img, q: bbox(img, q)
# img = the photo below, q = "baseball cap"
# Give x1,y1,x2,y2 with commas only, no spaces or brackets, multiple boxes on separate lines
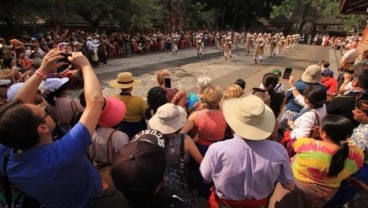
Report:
272,69,281,75
111,130,166,199
0,79,11,86
44,78,69,92
325,70,334,76
7,82,45,101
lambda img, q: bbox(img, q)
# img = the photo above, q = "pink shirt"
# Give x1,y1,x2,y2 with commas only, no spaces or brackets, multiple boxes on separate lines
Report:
50,97,85,124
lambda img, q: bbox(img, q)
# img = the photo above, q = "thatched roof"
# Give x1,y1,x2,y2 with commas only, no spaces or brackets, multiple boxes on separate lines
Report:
314,16,342,25
269,15,292,25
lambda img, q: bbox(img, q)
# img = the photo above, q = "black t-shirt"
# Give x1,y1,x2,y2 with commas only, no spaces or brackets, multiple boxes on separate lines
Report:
327,91,361,127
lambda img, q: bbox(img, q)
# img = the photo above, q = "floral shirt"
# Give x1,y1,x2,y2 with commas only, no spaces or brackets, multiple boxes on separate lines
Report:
350,123,368,162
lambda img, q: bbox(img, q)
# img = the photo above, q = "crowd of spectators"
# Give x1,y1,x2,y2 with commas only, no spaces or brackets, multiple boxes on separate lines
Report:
0,28,368,208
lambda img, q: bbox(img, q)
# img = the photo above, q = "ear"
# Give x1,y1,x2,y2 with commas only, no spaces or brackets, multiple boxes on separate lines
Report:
319,128,328,140
37,123,50,134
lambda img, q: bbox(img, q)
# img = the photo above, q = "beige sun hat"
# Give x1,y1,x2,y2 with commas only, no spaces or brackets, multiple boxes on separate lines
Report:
222,94,275,140
301,64,322,84
149,103,187,134
109,72,141,89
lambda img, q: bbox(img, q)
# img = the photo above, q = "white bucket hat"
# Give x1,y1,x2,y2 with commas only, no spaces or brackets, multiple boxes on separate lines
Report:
149,103,187,134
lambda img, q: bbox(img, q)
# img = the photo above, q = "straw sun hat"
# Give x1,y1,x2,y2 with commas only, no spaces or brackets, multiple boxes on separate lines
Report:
109,72,141,89
222,94,275,140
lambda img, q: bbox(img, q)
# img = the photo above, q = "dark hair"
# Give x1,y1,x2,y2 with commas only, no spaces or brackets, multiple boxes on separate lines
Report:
44,81,70,106
353,68,368,90
303,85,326,109
0,100,42,150
145,87,168,119
234,79,246,90
321,115,354,177
262,73,279,93
323,62,330,68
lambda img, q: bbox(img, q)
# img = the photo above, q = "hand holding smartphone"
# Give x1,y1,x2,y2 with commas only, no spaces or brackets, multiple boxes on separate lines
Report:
164,76,172,88
282,68,293,79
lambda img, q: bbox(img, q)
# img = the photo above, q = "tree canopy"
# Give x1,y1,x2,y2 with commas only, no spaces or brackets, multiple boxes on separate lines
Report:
271,0,365,32
0,0,284,31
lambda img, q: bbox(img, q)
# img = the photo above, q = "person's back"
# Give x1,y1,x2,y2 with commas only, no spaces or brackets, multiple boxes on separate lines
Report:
200,95,294,208
201,136,292,200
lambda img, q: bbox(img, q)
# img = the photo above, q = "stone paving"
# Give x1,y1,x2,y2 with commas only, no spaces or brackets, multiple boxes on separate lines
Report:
71,44,339,101
94,46,288,99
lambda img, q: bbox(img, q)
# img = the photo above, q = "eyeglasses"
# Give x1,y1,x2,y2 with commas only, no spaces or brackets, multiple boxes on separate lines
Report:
39,105,50,120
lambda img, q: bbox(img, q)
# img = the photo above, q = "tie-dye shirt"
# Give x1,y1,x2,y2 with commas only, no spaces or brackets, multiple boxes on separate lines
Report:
291,138,364,188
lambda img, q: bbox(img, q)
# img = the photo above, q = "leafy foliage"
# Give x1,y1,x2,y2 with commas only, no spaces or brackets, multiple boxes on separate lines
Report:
271,0,364,33
0,0,285,31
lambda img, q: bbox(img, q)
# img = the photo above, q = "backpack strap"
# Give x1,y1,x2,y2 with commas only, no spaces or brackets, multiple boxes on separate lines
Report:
3,150,12,208
70,99,78,115
312,110,320,126
107,130,117,163
179,133,186,189
274,83,282,91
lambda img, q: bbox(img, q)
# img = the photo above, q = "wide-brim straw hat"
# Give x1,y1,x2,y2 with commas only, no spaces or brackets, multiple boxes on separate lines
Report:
109,72,141,89
301,64,322,84
222,94,275,140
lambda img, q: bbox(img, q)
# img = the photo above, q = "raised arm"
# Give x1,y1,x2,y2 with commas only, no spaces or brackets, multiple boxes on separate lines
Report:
179,112,196,134
14,49,64,103
68,52,104,136
288,76,306,107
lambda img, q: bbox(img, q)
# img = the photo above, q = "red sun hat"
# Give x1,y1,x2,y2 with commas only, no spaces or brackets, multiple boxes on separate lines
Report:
98,96,126,127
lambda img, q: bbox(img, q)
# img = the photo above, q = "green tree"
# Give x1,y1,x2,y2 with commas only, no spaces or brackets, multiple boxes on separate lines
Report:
0,0,55,26
200,8,219,30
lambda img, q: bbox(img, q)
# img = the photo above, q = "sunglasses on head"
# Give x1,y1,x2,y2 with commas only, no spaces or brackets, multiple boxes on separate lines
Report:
251,88,267,94
356,91,368,113
356,91,368,103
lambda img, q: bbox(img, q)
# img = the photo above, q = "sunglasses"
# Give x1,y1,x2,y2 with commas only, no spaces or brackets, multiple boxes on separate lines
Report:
39,105,51,120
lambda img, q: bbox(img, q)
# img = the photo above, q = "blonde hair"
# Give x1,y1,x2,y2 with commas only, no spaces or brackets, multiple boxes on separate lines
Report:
197,76,213,94
223,84,243,100
157,69,171,86
200,85,223,109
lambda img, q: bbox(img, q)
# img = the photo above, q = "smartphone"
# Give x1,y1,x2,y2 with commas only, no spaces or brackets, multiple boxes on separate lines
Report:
164,76,172,88
282,68,293,79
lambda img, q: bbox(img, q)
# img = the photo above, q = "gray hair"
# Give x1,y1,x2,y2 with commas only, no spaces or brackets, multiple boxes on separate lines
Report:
197,76,213,94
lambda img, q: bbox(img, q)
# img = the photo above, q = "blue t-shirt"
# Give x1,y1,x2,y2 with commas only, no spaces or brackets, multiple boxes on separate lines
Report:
285,81,326,112
0,123,102,208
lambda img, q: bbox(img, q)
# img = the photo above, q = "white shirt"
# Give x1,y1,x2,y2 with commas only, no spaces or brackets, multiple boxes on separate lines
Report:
342,48,359,64
290,105,327,140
